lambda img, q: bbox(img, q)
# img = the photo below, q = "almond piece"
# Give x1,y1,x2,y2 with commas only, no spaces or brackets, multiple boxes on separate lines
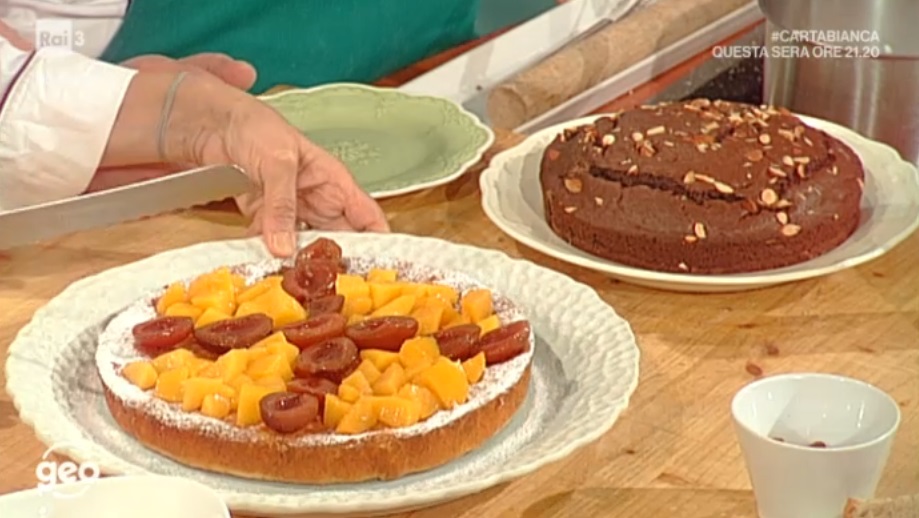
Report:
758,134,772,145
760,188,779,206
768,166,787,178
594,197,604,206
693,222,707,239
646,125,666,136
796,164,807,178
564,178,583,193
794,156,811,164
778,129,796,141
745,149,765,162
742,198,760,214
684,235,698,243
639,141,656,157
601,134,616,146
563,206,578,214
782,155,795,167
683,171,697,184
775,199,793,208
631,132,644,142
776,212,789,225
694,174,714,184
627,164,639,175
714,181,735,194
677,262,690,271
781,224,801,237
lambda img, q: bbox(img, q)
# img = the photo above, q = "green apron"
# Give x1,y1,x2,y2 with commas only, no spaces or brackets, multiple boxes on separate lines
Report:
100,0,481,94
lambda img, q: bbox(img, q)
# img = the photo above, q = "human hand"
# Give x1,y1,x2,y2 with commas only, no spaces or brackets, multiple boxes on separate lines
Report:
163,74,390,256
121,53,257,91
88,53,258,193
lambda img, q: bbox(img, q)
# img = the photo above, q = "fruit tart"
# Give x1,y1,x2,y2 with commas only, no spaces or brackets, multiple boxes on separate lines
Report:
96,237,534,483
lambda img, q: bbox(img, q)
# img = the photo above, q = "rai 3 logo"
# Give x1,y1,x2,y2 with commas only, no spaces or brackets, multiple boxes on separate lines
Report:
34,19,86,50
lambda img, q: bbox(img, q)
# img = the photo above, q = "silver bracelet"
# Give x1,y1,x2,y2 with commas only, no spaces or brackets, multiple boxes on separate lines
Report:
156,71,189,162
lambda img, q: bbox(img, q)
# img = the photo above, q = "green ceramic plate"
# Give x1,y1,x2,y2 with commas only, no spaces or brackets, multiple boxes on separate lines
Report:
259,84,494,198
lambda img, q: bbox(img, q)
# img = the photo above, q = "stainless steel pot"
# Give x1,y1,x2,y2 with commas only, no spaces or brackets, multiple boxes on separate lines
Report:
760,0,919,165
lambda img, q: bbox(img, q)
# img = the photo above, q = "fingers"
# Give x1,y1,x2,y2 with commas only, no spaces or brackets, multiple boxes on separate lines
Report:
298,139,390,232
178,54,257,90
344,187,391,232
259,150,300,257
121,53,257,90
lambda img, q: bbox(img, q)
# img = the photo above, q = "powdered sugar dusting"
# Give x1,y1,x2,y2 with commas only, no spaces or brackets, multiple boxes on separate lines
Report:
96,255,534,447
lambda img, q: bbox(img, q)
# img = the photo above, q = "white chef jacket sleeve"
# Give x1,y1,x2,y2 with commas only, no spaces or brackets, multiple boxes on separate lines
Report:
0,38,137,211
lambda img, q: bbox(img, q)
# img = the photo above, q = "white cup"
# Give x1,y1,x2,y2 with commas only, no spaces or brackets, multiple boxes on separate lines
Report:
731,373,901,518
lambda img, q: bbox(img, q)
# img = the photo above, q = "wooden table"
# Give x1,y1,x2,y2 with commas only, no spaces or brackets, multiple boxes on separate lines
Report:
1,25,917,518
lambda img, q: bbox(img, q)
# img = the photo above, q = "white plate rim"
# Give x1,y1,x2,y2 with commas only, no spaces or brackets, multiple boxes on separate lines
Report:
259,83,496,199
480,112,919,290
4,232,640,515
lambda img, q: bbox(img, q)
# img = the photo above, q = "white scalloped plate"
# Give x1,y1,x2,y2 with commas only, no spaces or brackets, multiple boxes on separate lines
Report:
5,232,640,516
480,114,919,293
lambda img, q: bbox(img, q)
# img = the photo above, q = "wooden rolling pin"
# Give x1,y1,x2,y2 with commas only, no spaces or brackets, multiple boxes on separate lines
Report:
486,0,753,130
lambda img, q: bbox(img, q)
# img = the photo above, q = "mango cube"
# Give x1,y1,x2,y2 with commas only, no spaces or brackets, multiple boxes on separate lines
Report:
154,366,190,403
356,359,382,384
335,274,370,299
439,305,460,326
371,295,416,317
247,353,294,382
164,302,204,320
336,398,377,434
226,373,254,393
254,375,288,393
410,305,444,336
367,268,398,283
462,352,486,384
201,393,232,419
399,283,429,298
236,276,282,304
188,270,234,299
188,358,214,376
341,370,373,395
236,287,306,328
476,314,501,336
399,337,440,369
460,289,493,323
195,307,232,328
368,282,402,310
360,349,401,372
444,313,472,329
181,377,227,411
252,330,288,350
414,357,469,409
190,291,236,317
426,284,459,307
371,396,421,428
156,282,188,314
152,348,195,373
266,341,299,367
397,384,440,420
323,394,352,429
215,349,250,381
236,383,281,427
338,383,363,403
342,296,373,318
372,362,407,396
122,361,158,390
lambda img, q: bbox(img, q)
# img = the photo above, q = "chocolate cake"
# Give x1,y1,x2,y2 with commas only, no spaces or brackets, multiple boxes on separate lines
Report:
539,99,865,274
